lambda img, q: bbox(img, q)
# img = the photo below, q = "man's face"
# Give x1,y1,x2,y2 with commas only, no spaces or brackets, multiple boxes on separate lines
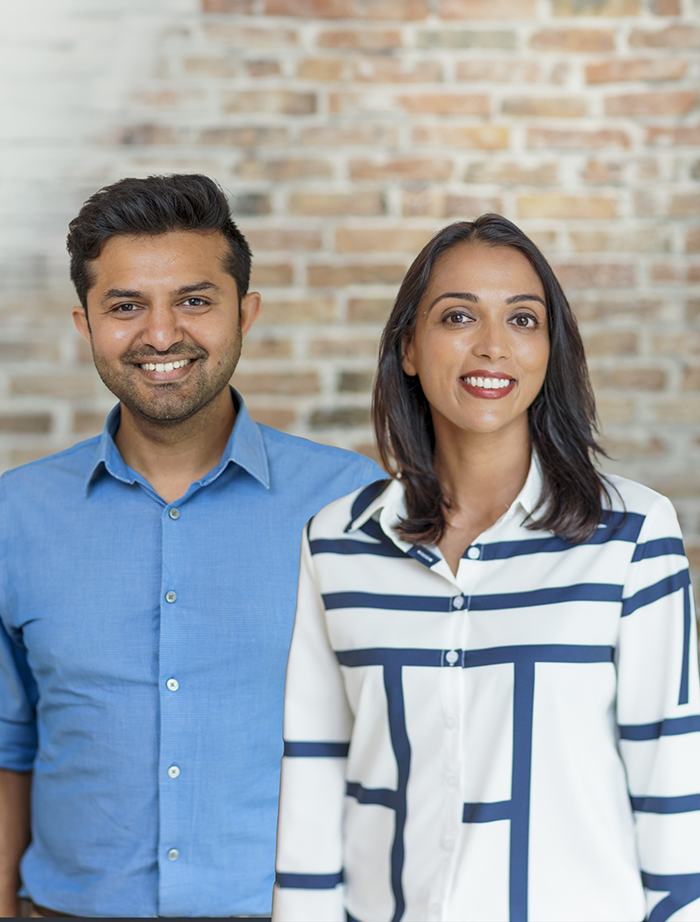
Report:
72,230,260,425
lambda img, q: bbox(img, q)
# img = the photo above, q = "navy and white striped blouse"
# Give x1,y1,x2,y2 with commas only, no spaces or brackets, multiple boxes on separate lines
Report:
272,461,700,922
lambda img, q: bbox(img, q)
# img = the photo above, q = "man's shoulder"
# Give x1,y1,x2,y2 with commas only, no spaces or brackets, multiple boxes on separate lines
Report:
0,435,101,493
258,424,382,477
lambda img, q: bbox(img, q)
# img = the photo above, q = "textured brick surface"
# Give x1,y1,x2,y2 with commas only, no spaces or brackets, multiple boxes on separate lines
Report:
1,0,699,601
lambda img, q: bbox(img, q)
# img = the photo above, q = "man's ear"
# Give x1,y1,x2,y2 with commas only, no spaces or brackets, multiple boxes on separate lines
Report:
240,291,261,340
72,306,91,344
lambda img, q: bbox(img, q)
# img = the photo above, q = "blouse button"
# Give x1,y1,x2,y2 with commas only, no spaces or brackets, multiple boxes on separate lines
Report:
467,546,480,560
452,596,464,610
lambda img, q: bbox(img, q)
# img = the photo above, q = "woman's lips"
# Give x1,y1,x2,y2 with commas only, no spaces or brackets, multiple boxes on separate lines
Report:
459,372,515,400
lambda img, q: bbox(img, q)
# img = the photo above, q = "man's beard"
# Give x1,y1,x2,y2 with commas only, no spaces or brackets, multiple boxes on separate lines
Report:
91,340,241,426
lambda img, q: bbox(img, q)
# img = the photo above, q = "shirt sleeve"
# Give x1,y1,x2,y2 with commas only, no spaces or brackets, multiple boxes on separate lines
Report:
272,522,353,922
616,494,700,922
0,615,38,772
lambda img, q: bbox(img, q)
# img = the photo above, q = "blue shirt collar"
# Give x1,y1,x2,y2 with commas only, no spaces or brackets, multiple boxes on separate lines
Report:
85,388,271,497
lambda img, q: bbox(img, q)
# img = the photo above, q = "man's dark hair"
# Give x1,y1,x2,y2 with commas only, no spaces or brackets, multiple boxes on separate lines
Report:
67,174,252,308
373,214,614,545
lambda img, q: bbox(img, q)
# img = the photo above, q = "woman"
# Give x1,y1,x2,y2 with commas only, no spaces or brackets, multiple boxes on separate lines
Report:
272,216,700,922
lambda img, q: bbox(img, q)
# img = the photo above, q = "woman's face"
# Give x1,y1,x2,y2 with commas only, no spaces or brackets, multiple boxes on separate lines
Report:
402,242,550,443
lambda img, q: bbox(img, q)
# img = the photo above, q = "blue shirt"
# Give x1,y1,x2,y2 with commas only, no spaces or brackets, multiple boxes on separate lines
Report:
0,392,382,918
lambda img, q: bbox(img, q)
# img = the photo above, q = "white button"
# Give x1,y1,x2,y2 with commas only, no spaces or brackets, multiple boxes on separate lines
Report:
445,716,457,729
452,595,464,609
169,508,180,520
166,678,179,691
441,837,455,851
167,848,180,861
445,649,459,666
447,774,458,786
168,765,180,778
467,546,480,560
165,591,177,604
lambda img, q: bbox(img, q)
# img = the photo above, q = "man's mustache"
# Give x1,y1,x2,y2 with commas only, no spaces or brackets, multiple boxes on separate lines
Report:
122,345,208,362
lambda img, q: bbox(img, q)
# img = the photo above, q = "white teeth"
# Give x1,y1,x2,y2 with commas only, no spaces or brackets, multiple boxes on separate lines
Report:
140,359,192,372
463,376,512,389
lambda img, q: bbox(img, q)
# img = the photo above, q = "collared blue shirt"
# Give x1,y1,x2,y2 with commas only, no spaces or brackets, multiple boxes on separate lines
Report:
0,391,382,918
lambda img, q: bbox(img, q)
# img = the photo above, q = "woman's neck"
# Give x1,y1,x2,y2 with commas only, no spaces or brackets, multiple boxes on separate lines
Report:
433,416,532,575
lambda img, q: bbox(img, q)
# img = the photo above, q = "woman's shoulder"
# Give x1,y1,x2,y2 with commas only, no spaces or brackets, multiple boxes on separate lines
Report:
601,471,680,529
308,477,393,538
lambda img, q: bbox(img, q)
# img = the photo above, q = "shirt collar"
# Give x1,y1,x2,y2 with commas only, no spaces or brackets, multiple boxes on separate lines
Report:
85,388,270,496
346,452,543,537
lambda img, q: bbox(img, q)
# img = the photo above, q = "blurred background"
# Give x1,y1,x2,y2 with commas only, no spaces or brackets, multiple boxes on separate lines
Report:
0,0,698,591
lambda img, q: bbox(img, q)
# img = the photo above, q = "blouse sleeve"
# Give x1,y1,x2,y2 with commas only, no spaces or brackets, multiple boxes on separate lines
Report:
272,522,353,922
616,494,700,922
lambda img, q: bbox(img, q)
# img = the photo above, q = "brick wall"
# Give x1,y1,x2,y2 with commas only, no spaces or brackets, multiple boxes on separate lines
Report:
1,0,699,591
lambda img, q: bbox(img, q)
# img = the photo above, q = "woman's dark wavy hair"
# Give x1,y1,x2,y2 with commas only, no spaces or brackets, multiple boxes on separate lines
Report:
372,214,612,545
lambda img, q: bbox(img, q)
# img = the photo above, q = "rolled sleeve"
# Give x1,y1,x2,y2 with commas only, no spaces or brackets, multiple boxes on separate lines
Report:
0,617,38,771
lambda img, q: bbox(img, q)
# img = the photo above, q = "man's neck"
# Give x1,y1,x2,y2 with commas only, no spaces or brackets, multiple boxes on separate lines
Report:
113,388,237,503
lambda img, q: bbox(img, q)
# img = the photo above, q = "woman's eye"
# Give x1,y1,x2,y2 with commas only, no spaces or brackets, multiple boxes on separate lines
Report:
444,311,471,325
512,313,538,328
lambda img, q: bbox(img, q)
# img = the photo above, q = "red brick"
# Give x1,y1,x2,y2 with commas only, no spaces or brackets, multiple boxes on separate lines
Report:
412,125,509,149
528,127,631,149
650,262,700,283
686,229,700,253
259,298,336,323
654,332,700,355
309,407,371,429
308,338,379,357
0,414,52,434
605,91,697,117
439,0,536,16
553,263,635,288
585,58,687,84
336,227,433,254
298,57,441,82
530,29,615,53
464,162,558,185
649,399,700,423
596,397,635,424
204,24,297,46
397,94,490,116
249,264,294,287
348,298,396,323
646,124,700,146
349,158,453,182
235,158,332,180
197,126,288,146
503,97,587,118
630,25,700,48
338,371,375,393
241,337,292,359
300,125,400,146
687,299,700,322
289,191,385,217
234,371,319,395
601,367,667,390
683,367,700,389
580,160,624,184
202,0,254,10
317,29,402,50
11,447,72,467
248,407,297,429
308,265,406,287
455,60,540,83
11,375,96,398
600,435,667,460
653,0,680,13
582,330,638,356
114,125,184,146
570,229,667,253
223,90,315,115
183,56,239,78
245,228,322,251
402,190,503,218
245,60,281,77
552,0,640,12
517,194,617,219
73,412,107,434
264,0,429,18
668,193,700,217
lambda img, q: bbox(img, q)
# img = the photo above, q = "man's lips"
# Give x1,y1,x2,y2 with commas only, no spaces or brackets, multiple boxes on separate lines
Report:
131,356,201,382
459,370,515,399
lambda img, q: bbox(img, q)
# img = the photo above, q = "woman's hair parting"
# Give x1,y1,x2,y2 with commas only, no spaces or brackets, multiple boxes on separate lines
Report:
372,213,612,546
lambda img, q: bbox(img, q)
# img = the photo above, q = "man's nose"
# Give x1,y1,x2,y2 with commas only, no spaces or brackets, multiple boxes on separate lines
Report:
140,304,184,353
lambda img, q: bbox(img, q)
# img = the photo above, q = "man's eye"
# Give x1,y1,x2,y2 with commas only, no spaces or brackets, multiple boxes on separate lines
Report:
112,303,140,313
182,297,207,307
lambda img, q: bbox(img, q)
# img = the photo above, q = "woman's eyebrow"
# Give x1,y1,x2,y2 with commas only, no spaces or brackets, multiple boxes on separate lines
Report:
506,293,546,306
428,291,479,310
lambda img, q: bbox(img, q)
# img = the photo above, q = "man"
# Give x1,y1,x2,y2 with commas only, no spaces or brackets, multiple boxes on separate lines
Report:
0,174,382,918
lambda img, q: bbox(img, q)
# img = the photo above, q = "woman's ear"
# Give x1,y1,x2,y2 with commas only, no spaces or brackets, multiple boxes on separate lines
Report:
401,336,418,377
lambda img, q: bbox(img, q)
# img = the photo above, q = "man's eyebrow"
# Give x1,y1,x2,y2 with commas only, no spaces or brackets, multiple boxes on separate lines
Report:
99,281,221,305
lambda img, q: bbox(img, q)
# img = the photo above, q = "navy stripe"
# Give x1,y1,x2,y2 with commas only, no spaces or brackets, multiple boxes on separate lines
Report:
679,583,692,706
621,567,691,617
310,537,404,558
463,800,511,823
284,741,350,758
336,644,614,670
347,479,389,531
510,659,535,920
385,663,410,922
619,714,700,740
276,870,344,889
325,583,622,614
631,793,700,814
632,536,686,561
407,545,440,567
346,781,398,809
642,871,700,922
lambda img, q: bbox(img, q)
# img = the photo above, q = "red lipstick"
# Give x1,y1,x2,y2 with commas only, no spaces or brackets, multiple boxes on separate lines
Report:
459,369,515,400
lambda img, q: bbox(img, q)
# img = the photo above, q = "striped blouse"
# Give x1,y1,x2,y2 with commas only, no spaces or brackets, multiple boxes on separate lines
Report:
272,461,700,922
